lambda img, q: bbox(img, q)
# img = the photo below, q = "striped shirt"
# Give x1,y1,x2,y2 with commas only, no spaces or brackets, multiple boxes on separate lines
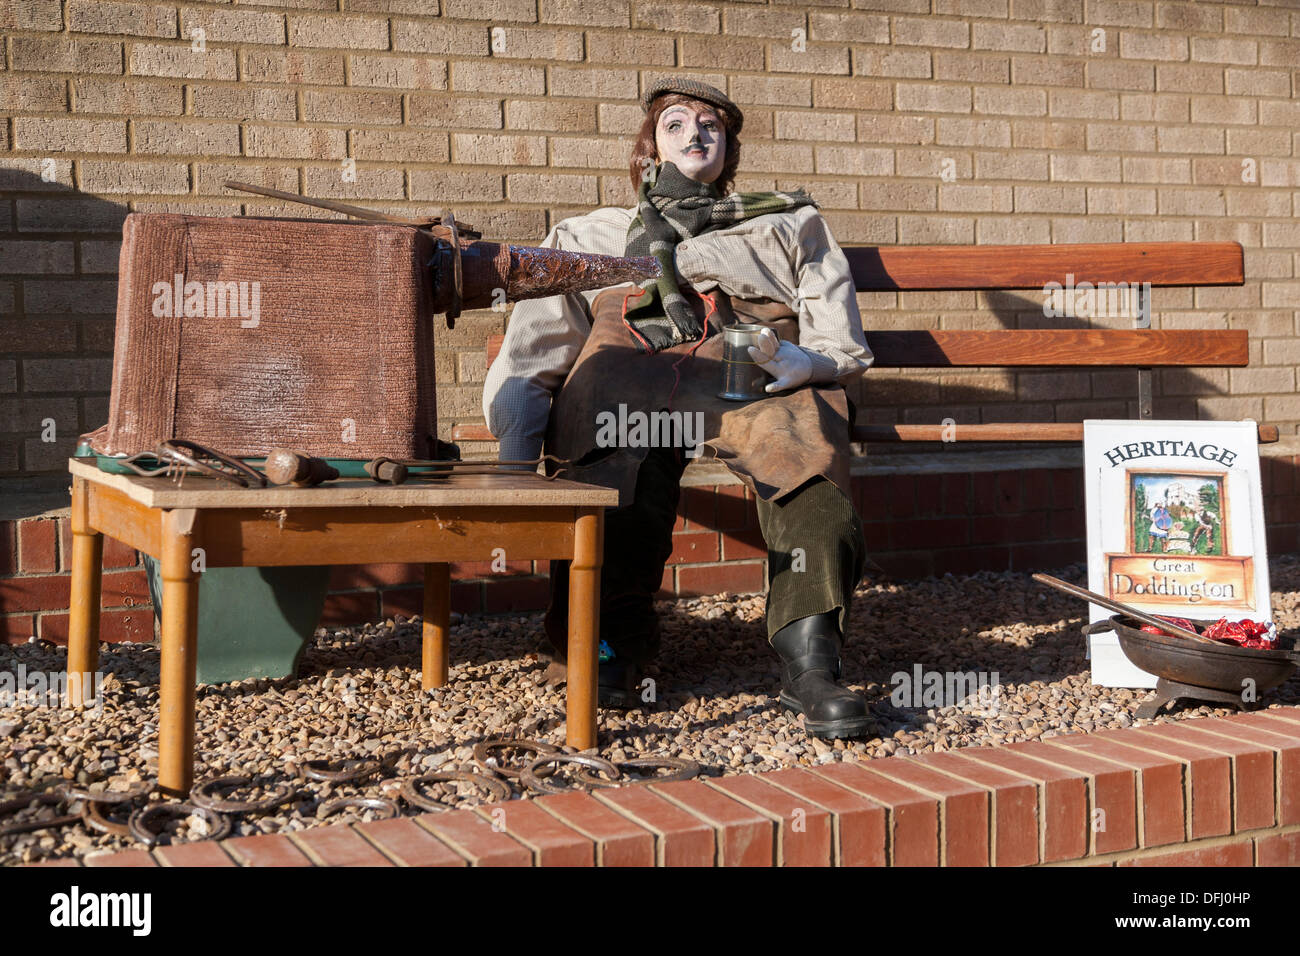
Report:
482,203,873,463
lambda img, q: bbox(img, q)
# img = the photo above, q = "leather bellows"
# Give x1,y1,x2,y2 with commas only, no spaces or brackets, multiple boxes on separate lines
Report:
92,213,439,461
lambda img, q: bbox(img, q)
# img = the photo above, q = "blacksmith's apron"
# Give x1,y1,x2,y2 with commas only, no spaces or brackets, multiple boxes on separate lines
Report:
544,286,853,505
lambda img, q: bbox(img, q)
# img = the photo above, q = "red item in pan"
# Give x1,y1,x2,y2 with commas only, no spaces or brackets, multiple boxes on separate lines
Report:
1140,616,1197,636
1141,615,1277,650
1203,617,1277,649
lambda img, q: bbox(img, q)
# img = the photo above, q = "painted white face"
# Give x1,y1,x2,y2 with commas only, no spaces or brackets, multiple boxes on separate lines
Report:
654,101,726,185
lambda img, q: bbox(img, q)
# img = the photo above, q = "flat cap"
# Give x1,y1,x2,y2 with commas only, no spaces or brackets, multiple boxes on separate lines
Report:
640,78,744,135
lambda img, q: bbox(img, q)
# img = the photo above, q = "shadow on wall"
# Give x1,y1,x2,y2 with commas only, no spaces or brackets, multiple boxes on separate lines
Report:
1,167,128,479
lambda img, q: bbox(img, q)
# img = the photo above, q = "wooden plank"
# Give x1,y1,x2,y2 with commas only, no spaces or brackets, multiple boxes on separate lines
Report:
86,481,162,557
450,423,496,442
486,327,1249,371
855,423,1084,442
864,329,1249,368
855,423,1280,443
69,458,618,509
195,507,576,566
843,241,1244,291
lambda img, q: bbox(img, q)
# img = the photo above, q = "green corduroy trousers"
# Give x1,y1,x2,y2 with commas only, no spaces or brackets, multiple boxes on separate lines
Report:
545,445,867,665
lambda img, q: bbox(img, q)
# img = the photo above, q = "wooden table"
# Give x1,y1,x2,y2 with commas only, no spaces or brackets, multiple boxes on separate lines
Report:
65,458,617,795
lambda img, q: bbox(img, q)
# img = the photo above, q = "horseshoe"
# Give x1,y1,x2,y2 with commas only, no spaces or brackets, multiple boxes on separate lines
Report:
399,771,512,812
520,754,622,795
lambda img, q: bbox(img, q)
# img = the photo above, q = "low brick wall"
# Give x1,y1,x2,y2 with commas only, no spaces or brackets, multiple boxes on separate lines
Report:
4,444,1300,643
34,705,1300,867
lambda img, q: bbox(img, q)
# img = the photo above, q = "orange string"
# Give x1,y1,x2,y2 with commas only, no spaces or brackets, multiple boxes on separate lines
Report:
666,292,715,414
619,285,652,352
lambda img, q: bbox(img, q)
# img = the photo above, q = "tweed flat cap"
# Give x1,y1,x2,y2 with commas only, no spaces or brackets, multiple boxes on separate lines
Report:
640,78,744,134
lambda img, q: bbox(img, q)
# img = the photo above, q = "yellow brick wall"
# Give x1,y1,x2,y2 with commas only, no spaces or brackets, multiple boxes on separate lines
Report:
1,0,1298,474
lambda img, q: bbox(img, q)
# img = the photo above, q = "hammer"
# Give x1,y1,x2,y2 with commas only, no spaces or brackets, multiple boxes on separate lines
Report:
263,449,339,487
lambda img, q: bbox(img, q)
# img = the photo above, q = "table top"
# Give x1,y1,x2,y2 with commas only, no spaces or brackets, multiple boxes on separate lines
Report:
69,458,619,509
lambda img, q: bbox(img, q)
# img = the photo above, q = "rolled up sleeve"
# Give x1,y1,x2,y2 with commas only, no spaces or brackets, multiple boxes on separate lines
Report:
482,209,634,463
483,289,591,464
673,206,872,386
788,207,873,386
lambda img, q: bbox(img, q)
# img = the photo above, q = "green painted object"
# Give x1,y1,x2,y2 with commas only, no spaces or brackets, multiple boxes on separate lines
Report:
143,557,330,684
76,441,361,684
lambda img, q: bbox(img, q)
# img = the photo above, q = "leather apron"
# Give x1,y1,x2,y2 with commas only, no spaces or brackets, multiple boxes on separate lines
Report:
544,285,853,506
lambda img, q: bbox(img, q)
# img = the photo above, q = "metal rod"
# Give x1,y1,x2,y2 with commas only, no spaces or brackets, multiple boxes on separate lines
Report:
1032,573,1219,645
1135,281,1153,419
224,179,447,227
385,455,572,480
0,813,83,837
1137,368,1153,419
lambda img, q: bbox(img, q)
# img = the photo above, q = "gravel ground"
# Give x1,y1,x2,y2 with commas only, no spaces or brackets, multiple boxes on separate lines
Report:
4,556,1300,865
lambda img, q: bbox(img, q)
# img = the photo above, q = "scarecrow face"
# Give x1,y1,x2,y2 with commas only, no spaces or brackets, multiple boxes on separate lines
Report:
654,100,726,185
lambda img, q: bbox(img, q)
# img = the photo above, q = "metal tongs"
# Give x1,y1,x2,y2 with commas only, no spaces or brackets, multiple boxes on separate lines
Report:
115,440,268,488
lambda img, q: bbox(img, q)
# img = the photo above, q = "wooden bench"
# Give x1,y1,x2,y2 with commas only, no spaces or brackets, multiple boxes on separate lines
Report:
451,241,1277,447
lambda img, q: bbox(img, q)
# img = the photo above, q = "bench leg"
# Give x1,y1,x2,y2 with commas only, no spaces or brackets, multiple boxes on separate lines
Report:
67,477,102,706
566,508,603,750
158,509,200,797
422,562,451,690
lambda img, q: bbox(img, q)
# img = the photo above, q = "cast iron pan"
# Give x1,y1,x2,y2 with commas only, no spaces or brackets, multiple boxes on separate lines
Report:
1085,615,1300,694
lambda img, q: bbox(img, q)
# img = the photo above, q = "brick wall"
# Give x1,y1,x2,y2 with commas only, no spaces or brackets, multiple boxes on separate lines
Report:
6,444,1299,643
2,1,1299,477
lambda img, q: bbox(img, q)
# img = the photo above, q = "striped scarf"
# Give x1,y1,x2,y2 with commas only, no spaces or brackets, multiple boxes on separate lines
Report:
623,162,817,353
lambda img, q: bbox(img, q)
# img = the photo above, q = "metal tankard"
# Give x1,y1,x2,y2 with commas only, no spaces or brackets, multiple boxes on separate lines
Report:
718,323,775,401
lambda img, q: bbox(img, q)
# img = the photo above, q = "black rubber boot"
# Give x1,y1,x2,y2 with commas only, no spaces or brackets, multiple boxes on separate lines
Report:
597,656,644,709
770,611,874,739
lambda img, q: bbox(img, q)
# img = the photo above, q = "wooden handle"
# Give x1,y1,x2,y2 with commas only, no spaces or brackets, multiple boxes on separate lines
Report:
1031,572,1219,644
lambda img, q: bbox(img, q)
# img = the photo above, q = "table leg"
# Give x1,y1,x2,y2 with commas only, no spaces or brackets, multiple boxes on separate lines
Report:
67,477,103,707
422,562,451,689
566,507,603,750
158,509,200,796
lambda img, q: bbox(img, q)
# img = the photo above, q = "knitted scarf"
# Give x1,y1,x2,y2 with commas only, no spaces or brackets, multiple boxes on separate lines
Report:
623,162,817,353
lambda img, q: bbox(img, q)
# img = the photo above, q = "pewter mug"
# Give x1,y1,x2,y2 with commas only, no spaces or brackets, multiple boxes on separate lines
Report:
718,323,773,401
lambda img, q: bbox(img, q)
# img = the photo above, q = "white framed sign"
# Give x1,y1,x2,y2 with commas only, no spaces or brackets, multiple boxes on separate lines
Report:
1082,420,1271,687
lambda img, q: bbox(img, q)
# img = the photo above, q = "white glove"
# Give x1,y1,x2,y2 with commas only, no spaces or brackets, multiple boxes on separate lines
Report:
747,328,812,393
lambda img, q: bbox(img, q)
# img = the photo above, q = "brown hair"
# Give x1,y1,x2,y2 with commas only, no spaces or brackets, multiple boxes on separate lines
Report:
628,93,741,198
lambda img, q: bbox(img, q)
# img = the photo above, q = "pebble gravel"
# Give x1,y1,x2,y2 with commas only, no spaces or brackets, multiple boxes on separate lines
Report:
4,555,1299,865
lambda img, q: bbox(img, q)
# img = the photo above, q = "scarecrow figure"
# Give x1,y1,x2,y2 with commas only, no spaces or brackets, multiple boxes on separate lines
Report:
483,79,875,738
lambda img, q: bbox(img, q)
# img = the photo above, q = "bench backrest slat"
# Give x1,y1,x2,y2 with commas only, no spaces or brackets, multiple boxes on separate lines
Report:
843,241,1244,291
483,329,1248,370
867,329,1248,368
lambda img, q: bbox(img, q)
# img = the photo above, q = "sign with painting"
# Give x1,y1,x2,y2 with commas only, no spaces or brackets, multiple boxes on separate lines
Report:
1083,420,1270,687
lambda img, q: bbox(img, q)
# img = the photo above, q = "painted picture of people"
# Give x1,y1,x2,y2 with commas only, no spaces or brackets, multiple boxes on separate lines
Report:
1129,472,1226,556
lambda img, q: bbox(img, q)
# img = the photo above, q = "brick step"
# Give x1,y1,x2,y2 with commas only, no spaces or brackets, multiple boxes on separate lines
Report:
33,706,1300,868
